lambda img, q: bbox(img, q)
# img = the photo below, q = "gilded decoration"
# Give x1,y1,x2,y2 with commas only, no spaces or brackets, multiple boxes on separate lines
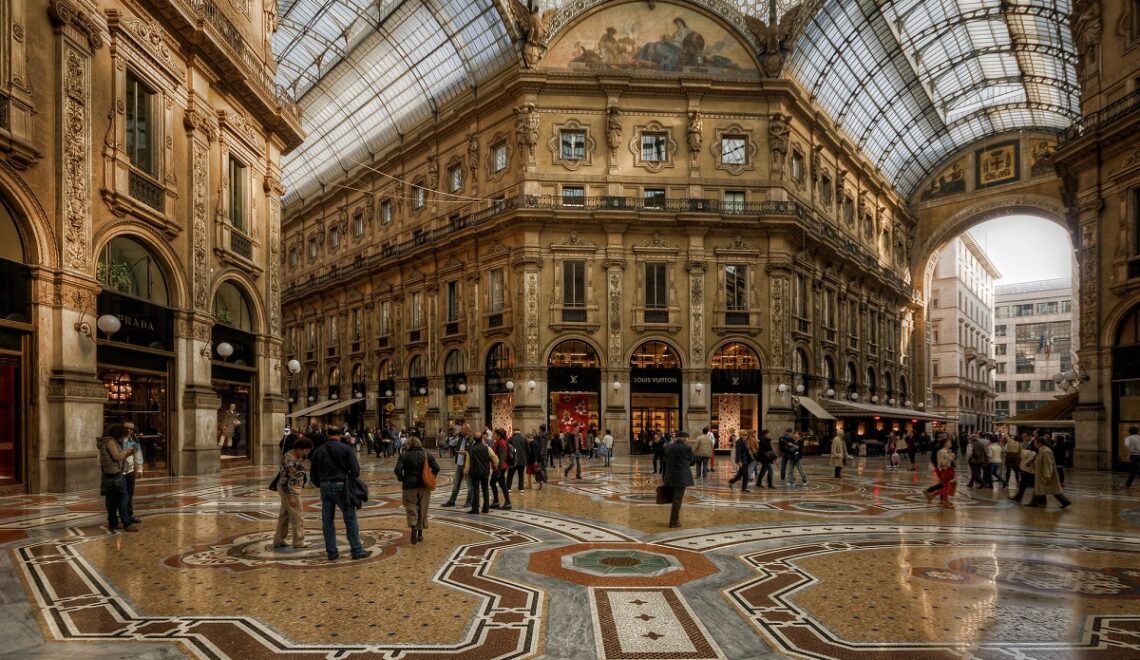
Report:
548,118,596,170
629,120,677,173
712,124,756,176
541,2,755,75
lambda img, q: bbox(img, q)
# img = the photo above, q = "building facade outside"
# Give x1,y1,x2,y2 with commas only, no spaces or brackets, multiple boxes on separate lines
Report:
991,278,1076,422
0,0,302,492
929,235,1000,437
279,3,929,456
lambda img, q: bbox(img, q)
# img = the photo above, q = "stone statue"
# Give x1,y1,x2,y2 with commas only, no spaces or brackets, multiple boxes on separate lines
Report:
687,111,702,155
1072,0,1101,83
522,5,553,68
606,106,622,160
467,134,480,185
811,144,822,185
769,113,790,174
426,154,439,191
514,104,539,160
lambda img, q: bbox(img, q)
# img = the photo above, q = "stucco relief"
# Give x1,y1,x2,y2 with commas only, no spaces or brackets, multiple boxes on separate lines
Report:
192,141,209,309
770,276,786,368
689,265,705,366
1079,222,1098,349
607,268,622,365
525,271,540,364
269,199,281,335
62,47,90,272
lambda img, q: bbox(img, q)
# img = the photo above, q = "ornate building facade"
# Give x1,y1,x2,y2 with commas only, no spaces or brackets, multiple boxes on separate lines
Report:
0,0,302,492
280,1,923,454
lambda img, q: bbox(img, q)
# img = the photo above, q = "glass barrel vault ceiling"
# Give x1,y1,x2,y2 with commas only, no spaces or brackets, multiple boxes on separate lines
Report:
274,0,1079,207
786,0,1078,198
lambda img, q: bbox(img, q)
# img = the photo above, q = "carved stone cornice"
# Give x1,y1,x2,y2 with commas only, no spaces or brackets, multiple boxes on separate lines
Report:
48,0,104,50
184,108,218,143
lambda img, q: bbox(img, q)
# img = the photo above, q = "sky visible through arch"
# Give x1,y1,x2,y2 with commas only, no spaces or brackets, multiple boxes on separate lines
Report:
966,215,1074,285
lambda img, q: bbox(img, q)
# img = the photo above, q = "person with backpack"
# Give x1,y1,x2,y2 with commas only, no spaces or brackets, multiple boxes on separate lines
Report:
394,436,440,545
755,430,776,488
490,429,513,510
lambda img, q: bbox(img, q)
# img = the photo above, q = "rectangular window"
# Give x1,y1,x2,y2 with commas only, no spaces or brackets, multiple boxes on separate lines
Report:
561,130,586,160
379,301,390,337
307,322,316,350
125,71,156,175
351,309,361,342
329,226,340,249
1040,379,1056,392
995,344,1007,355
641,132,668,162
412,185,425,210
492,142,508,173
725,264,747,311
448,165,463,193
1016,362,1036,374
381,199,393,224
823,289,835,328
446,280,459,322
489,269,504,313
1016,380,1032,392
869,311,879,346
643,188,666,209
288,248,298,268
563,261,586,308
353,211,364,237
1037,301,1058,315
724,190,745,213
996,325,1007,337
327,317,338,347
228,157,247,232
562,186,585,207
410,292,423,330
849,301,859,338
997,362,1007,373
994,381,1007,392
644,262,667,323
308,237,318,259
721,136,746,164
1060,299,1072,313
932,361,939,378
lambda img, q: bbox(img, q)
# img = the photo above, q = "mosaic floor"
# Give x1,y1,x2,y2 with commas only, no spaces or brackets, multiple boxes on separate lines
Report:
4,453,1140,659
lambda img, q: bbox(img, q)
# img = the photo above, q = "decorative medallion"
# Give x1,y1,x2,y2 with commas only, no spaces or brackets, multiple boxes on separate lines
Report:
564,549,682,578
165,529,402,571
914,557,1140,599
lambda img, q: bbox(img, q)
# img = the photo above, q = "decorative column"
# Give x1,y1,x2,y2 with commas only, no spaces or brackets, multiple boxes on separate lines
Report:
1075,201,1107,469
514,251,545,435
765,259,795,432
43,0,106,492
258,173,287,465
178,101,221,476
604,253,628,455
686,257,710,437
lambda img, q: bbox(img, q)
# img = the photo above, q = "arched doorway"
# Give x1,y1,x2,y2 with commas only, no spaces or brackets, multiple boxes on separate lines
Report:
1114,304,1140,470
845,362,858,400
485,342,514,432
212,280,257,460
377,360,395,432
547,339,601,436
443,349,468,428
629,340,683,451
0,197,31,486
96,235,175,475
408,354,428,432
348,363,366,431
710,342,762,451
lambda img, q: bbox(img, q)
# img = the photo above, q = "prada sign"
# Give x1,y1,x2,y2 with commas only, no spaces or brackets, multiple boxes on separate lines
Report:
97,292,173,351
630,368,682,393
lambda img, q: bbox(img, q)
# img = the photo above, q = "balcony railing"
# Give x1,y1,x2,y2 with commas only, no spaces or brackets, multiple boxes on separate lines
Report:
725,311,749,326
230,230,253,260
283,193,911,300
561,307,587,323
1059,88,1140,147
129,170,164,212
644,309,669,324
488,312,504,328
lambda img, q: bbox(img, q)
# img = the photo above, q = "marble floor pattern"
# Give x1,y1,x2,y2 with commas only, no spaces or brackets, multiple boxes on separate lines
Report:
3,453,1140,659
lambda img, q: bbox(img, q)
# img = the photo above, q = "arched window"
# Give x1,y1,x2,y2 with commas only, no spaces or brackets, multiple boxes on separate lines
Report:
328,367,340,387
867,367,878,397
1118,305,1140,346
846,362,858,392
378,360,392,381
549,340,600,368
630,341,681,369
883,371,893,399
351,363,363,384
710,342,760,370
0,198,25,264
899,375,909,402
486,343,514,372
408,355,425,379
213,281,255,331
792,348,809,389
822,356,836,392
98,236,169,306
307,371,317,389
444,350,465,375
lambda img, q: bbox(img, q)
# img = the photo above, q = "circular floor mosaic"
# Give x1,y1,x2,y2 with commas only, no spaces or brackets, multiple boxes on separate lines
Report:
563,549,682,578
165,529,403,570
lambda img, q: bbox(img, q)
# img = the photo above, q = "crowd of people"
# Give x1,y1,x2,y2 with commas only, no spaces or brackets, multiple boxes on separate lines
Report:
95,416,1080,552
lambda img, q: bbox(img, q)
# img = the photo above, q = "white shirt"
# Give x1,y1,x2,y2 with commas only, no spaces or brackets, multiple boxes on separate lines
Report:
603,434,614,449
1126,434,1140,456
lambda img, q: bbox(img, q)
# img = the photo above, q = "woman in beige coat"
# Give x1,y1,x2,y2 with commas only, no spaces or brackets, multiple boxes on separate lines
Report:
1028,437,1072,509
829,434,849,478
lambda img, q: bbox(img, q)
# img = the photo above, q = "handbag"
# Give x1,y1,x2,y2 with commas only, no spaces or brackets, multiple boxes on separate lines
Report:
655,484,672,505
268,472,281,492
100,472,124,496
421,455,437,490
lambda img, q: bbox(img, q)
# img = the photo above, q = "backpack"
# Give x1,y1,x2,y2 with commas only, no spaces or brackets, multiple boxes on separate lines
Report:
420,453,436,490
508,442,518,463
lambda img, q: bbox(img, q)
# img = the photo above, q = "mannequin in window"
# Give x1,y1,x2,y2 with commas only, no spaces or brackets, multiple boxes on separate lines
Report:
222,404,242,453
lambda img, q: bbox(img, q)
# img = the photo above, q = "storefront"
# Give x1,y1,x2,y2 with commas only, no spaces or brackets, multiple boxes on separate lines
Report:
1113,304,1140,470
211,281,257,463
408,355,428,431
377,360,395,432
348,363,366,430
484,342,514,432
96,236,175,475
0,213,31,485
443,350,468,428
547,340,600,435
629,341,683,452
710,342,762,451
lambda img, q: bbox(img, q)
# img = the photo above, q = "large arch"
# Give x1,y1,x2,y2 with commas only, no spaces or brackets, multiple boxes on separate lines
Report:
93,228,188,311
0,161,57,269
209,269,268,335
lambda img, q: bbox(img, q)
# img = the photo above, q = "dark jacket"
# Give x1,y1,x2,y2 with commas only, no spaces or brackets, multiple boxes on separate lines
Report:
968,440,987,465
309,439,360,486
549,434,563,455
733,436,751,464
662,439,695,488
563,431,577,455
778,433,795,457
466,439,492,479
394,447,440,489
526,438,541,465
757,437,775,464
509,432,529,468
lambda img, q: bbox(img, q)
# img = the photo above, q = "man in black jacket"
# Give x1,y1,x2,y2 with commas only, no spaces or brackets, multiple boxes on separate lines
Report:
466,435,494,514
309,427,370,561
662,431,695,528
508,430,529,492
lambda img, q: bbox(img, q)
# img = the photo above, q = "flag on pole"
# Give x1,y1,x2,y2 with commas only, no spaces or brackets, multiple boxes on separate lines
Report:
1038,334,1045,354
1044,335,1054,356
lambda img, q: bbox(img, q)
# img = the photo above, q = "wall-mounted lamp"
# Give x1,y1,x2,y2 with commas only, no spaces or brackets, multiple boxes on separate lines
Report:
871,395,879,404
850,392,859,401
331,392,339,400
528,379,538,391
308,395,315,402
917,402,926,410
905,399,913,408
215,342,234,360
505,380,515,391
286,359,301,375
76,310,122,340
777,383,788,394
418,387,427,395
824,388,835,398
888,398,896,406
458,382,468,393
795,384,805,394
384,389,393,397
694,383,704,394
612,379,621,391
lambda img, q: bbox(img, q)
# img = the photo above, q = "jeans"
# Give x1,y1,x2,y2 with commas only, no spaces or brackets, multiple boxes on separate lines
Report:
104,475,130,529
695,457,710,478
491,470,512,505
989,463,1007,486
1011,472,1036,502
1005,460,1021,485
603,447,612,467
786,458,807,484
730,460,752,489
1127,455,1140,487
444,463,466,505
780,453,792,481
652,454,663,474
469,474,490,511
565,453,582,478
124,472,137,519
319,482,363,559
756,462,774,487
